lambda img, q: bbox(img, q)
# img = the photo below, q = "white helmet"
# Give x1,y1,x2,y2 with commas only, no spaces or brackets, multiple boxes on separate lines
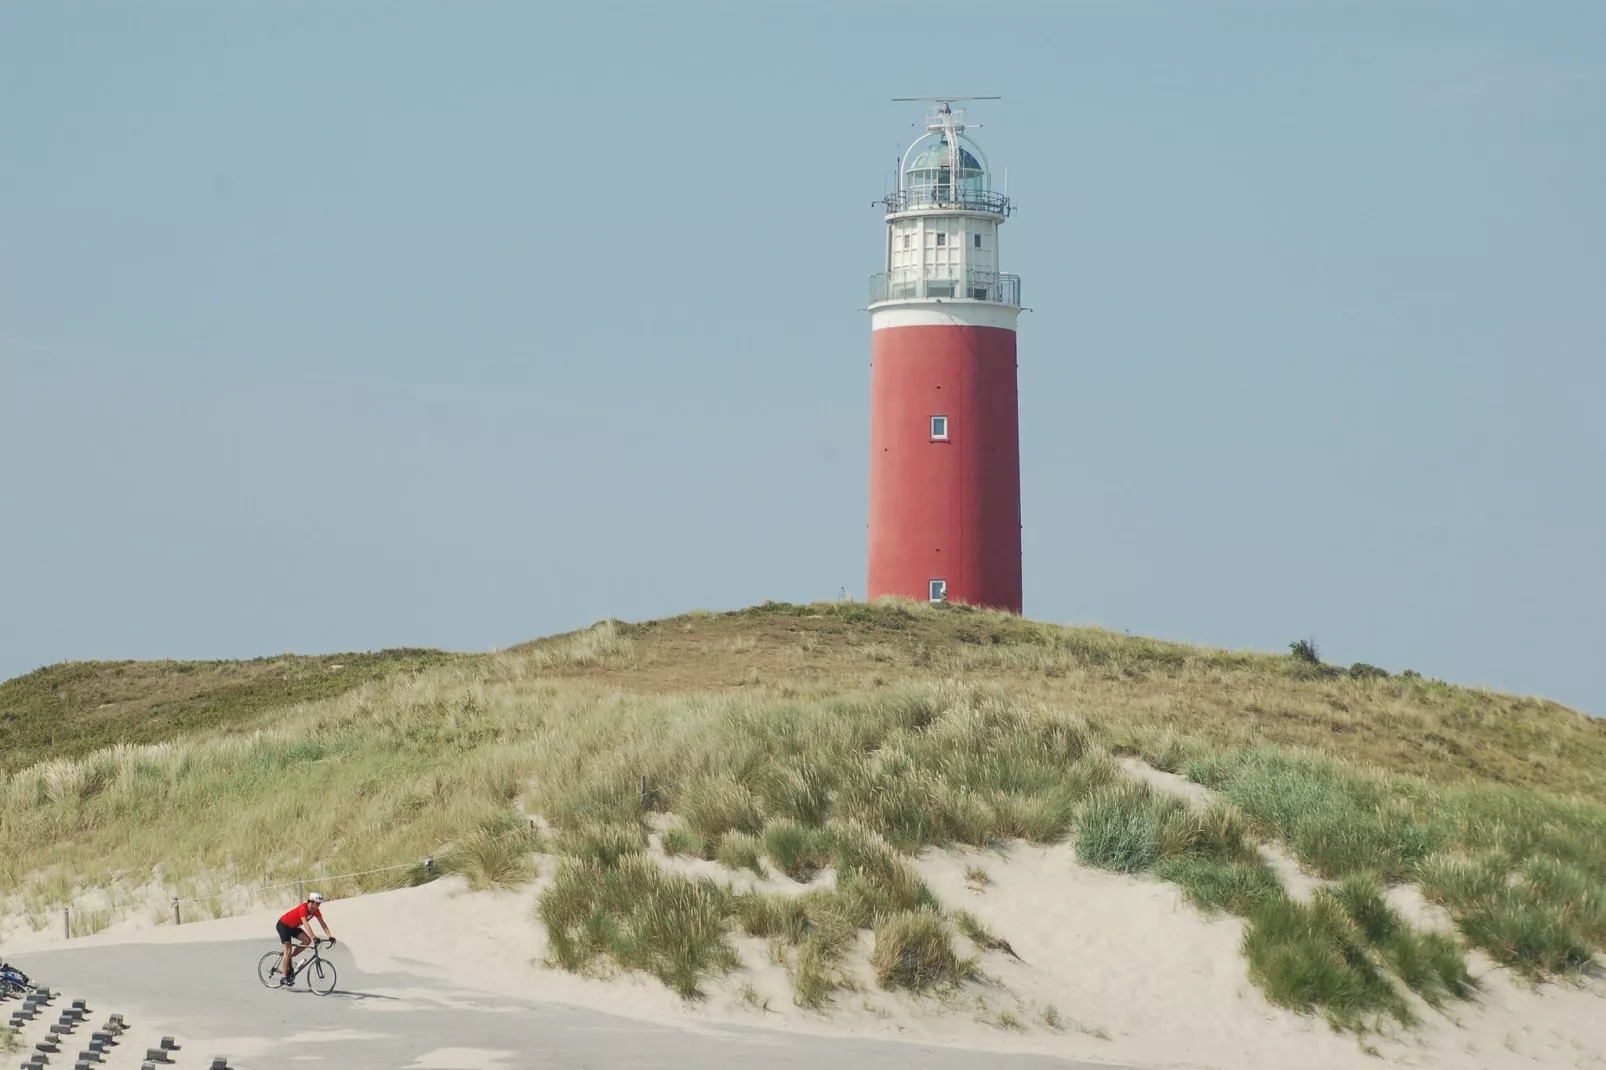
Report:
307,891,325,904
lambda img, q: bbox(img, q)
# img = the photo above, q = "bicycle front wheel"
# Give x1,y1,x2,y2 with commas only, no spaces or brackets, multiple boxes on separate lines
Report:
305,957,336,996
257,951,284,988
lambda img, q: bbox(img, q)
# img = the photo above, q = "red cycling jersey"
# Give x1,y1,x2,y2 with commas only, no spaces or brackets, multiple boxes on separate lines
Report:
279,902,321,928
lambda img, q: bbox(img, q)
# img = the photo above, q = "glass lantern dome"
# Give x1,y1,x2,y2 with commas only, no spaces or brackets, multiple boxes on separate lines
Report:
903,136,987,199
886,123,1009,215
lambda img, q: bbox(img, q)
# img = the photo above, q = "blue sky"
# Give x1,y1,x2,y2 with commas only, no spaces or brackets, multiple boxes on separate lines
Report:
2,2,1602,715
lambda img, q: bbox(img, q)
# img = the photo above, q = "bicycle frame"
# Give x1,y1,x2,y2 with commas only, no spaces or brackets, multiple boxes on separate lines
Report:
260,937,337,996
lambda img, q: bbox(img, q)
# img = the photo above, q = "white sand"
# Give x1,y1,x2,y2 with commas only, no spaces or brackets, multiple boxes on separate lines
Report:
5,763,1603,1070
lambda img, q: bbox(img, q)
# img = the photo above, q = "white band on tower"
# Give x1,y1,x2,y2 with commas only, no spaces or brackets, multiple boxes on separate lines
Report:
870,303,1021,332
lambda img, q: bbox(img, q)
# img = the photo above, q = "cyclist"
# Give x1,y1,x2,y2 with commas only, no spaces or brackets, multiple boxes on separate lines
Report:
276,891,336,985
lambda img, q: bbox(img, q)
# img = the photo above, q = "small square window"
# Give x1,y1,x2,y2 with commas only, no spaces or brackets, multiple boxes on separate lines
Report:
930,415,948,439
973,233,982,248
935,232,946,246
929,578,948,603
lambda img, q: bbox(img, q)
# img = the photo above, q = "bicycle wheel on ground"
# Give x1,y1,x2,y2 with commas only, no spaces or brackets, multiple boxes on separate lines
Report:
258,951,284,988
304,957,336,996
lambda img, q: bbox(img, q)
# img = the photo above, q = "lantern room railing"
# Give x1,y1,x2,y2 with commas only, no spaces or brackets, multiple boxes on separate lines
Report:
868,269,1021,307
880,186,1012,216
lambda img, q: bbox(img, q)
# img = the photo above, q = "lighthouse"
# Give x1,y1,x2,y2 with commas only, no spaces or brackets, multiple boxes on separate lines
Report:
867,98,1023,614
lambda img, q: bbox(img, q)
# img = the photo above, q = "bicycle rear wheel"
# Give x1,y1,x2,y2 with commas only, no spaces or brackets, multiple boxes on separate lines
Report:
257,951,284,988
304,956,336,996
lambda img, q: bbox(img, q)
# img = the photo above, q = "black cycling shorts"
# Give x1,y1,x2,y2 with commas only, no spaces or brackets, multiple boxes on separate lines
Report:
276,921,307,945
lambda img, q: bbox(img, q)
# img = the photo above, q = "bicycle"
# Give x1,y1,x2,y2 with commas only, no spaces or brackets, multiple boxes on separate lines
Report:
257,938,337,996
0,961,37,997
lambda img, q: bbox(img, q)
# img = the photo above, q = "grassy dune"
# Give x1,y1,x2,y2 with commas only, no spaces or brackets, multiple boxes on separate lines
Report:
1,600,1603,1031
0,648,461,774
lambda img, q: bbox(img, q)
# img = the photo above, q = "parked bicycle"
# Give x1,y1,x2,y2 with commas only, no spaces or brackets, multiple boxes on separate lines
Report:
0,960,37,997
257,938,337,996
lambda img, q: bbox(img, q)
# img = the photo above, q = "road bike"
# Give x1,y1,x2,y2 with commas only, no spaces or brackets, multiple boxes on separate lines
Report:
257,938,337,996
0,961,37,997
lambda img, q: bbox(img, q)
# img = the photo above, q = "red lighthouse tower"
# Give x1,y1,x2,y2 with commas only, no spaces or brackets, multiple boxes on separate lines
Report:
867,98,1022,614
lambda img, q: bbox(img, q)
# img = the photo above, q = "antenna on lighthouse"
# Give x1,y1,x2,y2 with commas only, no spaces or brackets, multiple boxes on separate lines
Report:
890,95,999,130
890,95,1000,204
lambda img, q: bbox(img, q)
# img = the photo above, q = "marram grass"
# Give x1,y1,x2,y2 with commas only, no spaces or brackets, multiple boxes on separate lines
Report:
1187,748,1606,981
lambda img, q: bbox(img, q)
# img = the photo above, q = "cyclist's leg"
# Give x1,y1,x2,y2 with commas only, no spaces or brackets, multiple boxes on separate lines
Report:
276,921,306,982
276,921,295,978
289,928,312,976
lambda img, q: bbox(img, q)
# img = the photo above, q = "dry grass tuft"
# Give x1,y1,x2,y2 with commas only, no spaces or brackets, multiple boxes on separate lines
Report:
441,824,538,891
870,908,977,991
537,854,738,999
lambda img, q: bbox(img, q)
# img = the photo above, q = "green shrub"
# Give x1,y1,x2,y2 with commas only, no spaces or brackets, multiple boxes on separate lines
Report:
556,822,647,867
762,819,832,881
827,822,936,924
716,831,767,876
753,761,834,827
730,892,809,942
1156,856,1284,917
1455,889,1595,979
537,855,738,999
992,785,1083,844
1414,852,1508,909
790,933,853,1008
1417,852,1600,979
676,775,766,841
1075,782,1182,872
1520,856,1606,946
829,690,1106,849
1242,894,1410,1029
1381,928,1475,1006
869,909,976,992
1327,875,1474,1005
658,824,704,858
443,826,537,891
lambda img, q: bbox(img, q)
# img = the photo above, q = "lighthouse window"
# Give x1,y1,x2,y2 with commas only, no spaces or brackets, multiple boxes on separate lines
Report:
935,232,946,246
929,579,948,603
930,415,949,440
901,234,911,249
973,233,982,249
